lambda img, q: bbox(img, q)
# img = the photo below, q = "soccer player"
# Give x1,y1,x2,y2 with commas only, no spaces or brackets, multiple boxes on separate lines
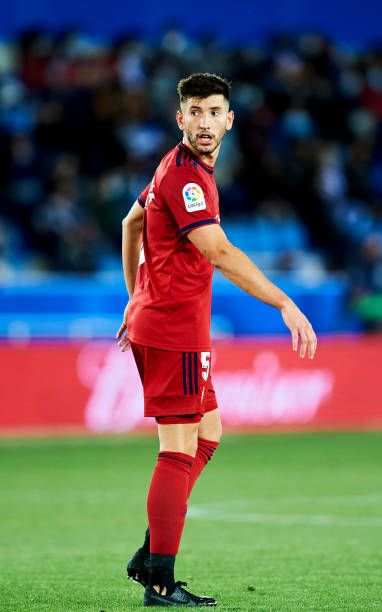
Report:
116,73,317,607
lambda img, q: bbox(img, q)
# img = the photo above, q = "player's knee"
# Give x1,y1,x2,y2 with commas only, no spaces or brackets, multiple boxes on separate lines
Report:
198,409,222,442
169,434,198,457
183,437,198,457
158,422,199,457
209,420,222,443
215,421,223,442
183,425,199,456
204,420,222,443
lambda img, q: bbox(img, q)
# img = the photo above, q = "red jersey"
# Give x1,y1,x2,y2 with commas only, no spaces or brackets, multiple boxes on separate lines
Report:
127,142,220,351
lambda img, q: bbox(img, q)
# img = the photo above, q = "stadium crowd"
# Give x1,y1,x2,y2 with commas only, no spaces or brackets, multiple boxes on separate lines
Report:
0,27,382,303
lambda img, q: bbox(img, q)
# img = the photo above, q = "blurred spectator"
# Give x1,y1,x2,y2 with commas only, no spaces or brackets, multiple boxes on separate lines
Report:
31,154,101,271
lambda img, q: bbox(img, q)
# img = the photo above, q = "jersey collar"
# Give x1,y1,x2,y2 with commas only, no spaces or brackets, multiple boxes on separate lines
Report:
178,143,214,175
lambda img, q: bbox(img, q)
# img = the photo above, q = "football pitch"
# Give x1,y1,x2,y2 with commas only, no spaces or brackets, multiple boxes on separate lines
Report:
1,432,382,611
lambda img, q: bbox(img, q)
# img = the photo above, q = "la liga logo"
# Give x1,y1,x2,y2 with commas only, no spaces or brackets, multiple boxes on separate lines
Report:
184,184,202,202
182,182,206,212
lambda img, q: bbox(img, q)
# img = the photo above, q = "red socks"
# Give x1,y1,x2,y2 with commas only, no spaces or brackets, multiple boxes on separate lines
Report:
147,439,219,557
188,437,219,496
147,451,193,556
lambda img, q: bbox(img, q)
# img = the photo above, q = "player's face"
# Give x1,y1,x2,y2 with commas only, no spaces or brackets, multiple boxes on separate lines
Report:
176,95,234,159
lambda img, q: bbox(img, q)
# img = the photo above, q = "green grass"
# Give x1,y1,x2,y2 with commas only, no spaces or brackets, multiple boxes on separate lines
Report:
1,432,382,610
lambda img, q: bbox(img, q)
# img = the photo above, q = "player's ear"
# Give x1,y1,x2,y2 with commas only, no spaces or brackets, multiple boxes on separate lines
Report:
226,110,234,131
176,110,184,131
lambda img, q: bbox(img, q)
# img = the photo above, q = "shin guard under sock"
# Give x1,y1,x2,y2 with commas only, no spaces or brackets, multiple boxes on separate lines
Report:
147,451,193,557
142,440,219,557
188,437,219,496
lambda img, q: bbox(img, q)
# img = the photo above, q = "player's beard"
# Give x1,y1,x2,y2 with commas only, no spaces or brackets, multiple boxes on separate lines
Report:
185,128,225,156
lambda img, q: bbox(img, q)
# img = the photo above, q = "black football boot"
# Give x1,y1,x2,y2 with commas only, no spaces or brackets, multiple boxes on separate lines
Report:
126,528,151,586
144,582,217,607
127,546,151,586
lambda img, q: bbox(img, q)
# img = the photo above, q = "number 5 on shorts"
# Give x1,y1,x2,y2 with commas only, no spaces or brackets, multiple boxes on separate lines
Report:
201,351,211,381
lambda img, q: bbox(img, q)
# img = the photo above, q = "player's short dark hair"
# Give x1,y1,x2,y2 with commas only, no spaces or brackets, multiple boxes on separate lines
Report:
177,73,231,105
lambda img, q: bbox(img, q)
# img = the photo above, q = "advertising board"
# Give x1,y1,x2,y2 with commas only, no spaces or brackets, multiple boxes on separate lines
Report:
1,337,381,434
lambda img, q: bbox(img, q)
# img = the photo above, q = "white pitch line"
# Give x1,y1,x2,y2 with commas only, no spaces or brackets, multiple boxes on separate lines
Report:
187,507,382,527
189,493,382,510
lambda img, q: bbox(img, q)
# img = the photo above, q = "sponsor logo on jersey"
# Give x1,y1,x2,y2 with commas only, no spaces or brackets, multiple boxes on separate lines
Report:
182,183,206,212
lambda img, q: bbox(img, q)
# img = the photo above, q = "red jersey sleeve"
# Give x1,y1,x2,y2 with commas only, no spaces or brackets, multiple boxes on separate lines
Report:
137,183,150,208
160,169,219,235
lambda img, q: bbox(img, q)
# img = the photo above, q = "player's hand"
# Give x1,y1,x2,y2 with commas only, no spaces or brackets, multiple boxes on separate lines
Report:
116,302,131,352
281,299,317,359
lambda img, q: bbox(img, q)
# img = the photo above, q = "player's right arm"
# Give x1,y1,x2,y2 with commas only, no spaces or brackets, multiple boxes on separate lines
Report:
116,199,144,348
188,223,317,359
121,200,144,297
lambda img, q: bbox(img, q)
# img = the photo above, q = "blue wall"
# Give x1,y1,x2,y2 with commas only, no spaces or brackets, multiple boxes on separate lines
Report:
0,273,362,338
1,0,382,45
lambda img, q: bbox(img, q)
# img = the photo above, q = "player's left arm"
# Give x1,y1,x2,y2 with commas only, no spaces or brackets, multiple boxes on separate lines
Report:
116,200,144,347
188,223,317,359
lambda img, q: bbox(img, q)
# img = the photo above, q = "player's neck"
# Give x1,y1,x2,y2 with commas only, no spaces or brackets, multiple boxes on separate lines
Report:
181,138,220,168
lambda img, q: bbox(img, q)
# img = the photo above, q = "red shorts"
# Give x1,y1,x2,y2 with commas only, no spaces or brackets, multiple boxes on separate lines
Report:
130,342,218,423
